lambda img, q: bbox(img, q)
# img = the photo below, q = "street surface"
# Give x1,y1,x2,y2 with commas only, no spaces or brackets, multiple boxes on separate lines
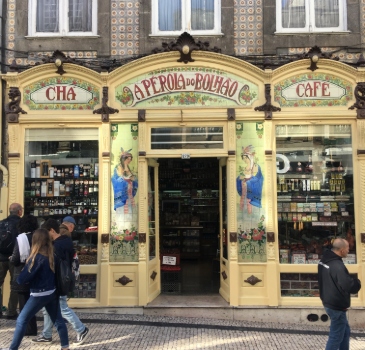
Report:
1,312,365,349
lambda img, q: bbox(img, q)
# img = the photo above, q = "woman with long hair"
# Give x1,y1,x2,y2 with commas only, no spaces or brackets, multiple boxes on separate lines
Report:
5,228,69,350
10,215,39,336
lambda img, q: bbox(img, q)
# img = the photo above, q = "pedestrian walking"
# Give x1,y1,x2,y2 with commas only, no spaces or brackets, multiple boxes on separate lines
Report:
0,203,22,319
33,218,89,346
9,214,39,336
2,228,69,350
318,238,361,350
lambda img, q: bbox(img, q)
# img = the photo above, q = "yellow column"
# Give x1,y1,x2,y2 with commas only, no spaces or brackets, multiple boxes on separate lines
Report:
264,120,279,306
138,122,148,306
99,122,111,306
227,120,239,306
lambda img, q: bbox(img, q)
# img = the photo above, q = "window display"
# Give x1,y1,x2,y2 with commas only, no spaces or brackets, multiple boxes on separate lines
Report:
24,130,99,272
276,125,355,264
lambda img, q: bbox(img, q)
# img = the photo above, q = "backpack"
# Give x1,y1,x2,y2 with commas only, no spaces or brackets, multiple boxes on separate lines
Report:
0,219,14,255
55,254,75,296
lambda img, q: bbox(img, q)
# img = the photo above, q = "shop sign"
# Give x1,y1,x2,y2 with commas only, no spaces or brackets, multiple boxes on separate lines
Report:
274,73,353,107
115,67,258,108
23,77,100,110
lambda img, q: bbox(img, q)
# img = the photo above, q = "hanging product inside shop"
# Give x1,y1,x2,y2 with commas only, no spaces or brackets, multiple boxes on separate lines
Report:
276,125,355,265
24,139,99,270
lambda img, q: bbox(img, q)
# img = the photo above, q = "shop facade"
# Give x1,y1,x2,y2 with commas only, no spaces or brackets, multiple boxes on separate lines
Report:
2,47,365,310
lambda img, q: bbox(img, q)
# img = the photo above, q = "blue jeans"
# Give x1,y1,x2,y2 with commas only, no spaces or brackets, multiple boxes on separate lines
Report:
9,291,69,350
42,295,85,338
325,307,350,350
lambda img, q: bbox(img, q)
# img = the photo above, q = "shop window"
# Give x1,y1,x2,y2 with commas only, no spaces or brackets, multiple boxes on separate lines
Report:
280,273,358,297
28,0,97,37
71,274,97,298
151,127,223,150
24,129,99,266
276,125,355,265
110,123,139,262
276,0,347,34
151,0,222,36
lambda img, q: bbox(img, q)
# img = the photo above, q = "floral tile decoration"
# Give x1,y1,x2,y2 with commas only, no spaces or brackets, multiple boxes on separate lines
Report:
116,67,258,108
23,77,100,110
274,73,353,108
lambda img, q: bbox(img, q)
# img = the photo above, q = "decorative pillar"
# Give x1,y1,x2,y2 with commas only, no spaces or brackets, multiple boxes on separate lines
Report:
264,120,279,306
137,121,148,305
99,123,111,306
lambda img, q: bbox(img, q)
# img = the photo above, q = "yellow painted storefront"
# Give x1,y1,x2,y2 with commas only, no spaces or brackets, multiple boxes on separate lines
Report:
2,50,365,311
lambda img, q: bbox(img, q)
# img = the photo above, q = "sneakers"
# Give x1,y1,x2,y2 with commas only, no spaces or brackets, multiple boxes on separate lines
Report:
32,335,52,343
74,326,89,345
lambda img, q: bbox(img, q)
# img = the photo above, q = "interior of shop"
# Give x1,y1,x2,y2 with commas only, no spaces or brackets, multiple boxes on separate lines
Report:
158,157,221,295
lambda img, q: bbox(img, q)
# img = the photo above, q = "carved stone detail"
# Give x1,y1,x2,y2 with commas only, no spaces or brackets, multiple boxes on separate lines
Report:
151,32,221,64
93,87,119,122
254,84,281,119
230,242,237,260
5,87,27,122
349,82,365,118
244,275,262,286
139,242,146,260
101,243,109,261
115,275,133,286
267,243,275,260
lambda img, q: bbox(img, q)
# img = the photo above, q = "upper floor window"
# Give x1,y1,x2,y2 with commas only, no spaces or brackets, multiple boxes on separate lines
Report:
276,0,347,34
151,0,221,36
28,0,97,37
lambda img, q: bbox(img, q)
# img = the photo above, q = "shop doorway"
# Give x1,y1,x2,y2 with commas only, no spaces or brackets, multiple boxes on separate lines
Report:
158,158,220,295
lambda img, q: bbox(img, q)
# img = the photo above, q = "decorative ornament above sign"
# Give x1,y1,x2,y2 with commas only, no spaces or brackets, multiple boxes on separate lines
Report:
274,73,353,108
115,67,258,108
23,77,100,110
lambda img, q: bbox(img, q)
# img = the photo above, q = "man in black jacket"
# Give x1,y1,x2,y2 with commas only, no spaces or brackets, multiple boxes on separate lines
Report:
318,238,361,350
0,203,22,318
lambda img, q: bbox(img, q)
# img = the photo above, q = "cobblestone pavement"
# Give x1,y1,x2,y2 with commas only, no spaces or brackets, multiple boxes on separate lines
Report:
1,313,365,349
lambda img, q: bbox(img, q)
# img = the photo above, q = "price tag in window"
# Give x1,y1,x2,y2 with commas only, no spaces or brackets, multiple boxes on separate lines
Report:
162,256,177,265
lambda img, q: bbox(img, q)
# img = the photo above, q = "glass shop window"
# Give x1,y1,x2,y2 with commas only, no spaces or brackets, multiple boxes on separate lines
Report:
151,127,223,150
276,125,355,264
24,129,99,268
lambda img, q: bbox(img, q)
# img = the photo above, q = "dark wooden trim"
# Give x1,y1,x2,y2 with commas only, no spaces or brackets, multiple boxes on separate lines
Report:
228,150,235,156
101,234,109,244
361,233,365,244
138,109,146,122
139,233,146,243
229,232,237,243
102,152,110,157
265,150,273,155
139,151,146,157
227,108,235,121
8,153,20,158
267,232,275,243
357,150,365,155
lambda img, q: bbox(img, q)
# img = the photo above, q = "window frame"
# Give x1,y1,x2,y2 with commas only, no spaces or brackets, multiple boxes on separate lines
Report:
28,0,98,37
275,0,348,34
151,0,222,36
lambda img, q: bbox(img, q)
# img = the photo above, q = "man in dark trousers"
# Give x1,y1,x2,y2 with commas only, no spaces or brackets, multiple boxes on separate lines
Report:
318,238,361,350
0,203,22,318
